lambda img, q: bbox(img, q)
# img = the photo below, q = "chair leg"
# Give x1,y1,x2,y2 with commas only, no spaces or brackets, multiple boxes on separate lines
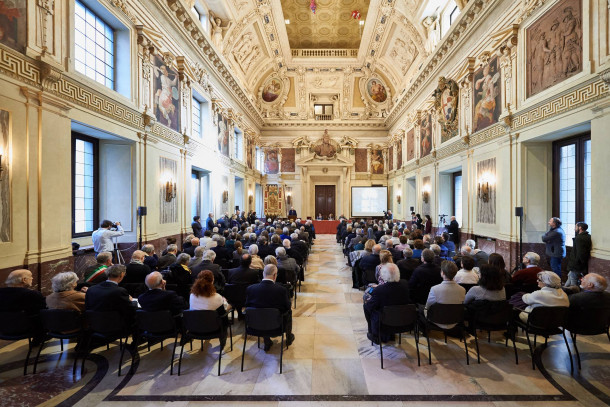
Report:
571,333,581,370
241,333,247,372
178,342,185,376
170,335,178,375
200,339,203,351
81,334,92,374
60,339,64,352
379,328,384,369
525,332,535,370
511,328,518,365
118,336,127,376
534,335,537,348
33,337,47,374
473,329,480,364
279,334,284,374
561,329,574,374
487,330,491,343
160,340,164,351
461,327,469,365
424,325,432,365
257,336,260,349
398,333,401,345
229,324,233,352
23,338,33,376
217,340,222,376
444,332,447,343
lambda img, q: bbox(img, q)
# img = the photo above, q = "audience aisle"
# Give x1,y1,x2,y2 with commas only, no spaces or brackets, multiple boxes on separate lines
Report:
0,236,609,407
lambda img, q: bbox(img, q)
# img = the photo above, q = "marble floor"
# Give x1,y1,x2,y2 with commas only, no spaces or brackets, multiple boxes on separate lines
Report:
1,235,610,407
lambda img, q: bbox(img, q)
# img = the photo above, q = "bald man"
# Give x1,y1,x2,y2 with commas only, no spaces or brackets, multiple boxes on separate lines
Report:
137,272,185,316
0,269,46,316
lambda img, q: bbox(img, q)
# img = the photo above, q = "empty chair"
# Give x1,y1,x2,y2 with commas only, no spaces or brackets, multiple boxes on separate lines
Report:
466,300,517,364
0,311,39,375
241,307,289,374
34,309,84,375
178,310,232,376
514,306,573,373
81,311,133,376
566,306,610,370
419,303,469,365
377,304,420,368
134,310,180,375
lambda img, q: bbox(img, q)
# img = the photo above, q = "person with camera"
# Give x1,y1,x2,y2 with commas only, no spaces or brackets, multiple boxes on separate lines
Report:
92,220,124,260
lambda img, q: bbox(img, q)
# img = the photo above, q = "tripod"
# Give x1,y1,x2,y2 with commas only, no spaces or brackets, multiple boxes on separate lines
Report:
113,237,125,265
437,215,447,236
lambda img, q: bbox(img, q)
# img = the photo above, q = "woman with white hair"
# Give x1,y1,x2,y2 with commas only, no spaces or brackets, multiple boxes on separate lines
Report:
248,244,264,270
46,272,87,312
519,270,569,322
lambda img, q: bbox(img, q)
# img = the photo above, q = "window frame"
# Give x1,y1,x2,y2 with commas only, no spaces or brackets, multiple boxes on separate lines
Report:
192,97,202,139
452,171,463,225
552,133,591,237
72,132,100,238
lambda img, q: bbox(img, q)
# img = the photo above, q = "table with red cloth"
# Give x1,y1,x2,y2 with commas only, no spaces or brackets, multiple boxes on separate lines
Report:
312,220,340,234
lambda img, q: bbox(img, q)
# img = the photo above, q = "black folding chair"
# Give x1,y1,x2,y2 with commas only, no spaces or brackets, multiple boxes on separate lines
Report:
566,306,610,370
121,283,147,298
419,303,469,365
377,304,420,368
223,283,250,321
34,309,83,375
466,300,517,364
0,311,39,375
134,310,180,375
82,311,133,376
514,306,573,373
458,283,477,293
241,307,289,374
178,310,232,376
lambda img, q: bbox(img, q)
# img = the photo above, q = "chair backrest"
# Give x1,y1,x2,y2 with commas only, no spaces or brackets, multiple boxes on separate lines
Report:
0,311,34,337
362,267,377,285
121,283,147,298
527,306,569,330
381,304,417,328
244,307,282,331
40,309,82,334
223,283,249,306
459,283,477,293
135,310,176,334
427,303,465,325
469,300,512,326
182,310,221,334
85,310,125,334
567,306,610,335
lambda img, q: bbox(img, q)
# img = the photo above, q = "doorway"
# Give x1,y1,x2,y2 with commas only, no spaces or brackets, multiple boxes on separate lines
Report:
315,185,336,219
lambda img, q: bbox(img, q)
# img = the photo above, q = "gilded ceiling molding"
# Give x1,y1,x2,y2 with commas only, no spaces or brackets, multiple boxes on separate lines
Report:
106,0,137,24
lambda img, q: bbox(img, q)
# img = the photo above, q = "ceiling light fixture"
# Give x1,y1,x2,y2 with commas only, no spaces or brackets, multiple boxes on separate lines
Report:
285,19,290,24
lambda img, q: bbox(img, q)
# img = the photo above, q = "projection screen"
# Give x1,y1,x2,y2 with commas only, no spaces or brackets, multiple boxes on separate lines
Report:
351,187,388,217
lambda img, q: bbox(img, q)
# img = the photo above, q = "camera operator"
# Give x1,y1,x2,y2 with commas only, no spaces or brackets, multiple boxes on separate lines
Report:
92,220,124,260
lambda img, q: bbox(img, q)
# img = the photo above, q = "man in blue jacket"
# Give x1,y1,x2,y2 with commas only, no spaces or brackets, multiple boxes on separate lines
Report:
542,217,566,279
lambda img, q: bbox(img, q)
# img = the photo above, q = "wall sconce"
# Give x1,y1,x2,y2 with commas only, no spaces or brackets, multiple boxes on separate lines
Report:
422,184,431,204
222,190,228,203
286,190,292,206
478,172,495,203
248,192,253,206
396,193,401,204
160,172,176,202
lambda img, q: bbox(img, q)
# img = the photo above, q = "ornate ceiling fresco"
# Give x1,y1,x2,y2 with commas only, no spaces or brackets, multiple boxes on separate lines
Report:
280,0,370,49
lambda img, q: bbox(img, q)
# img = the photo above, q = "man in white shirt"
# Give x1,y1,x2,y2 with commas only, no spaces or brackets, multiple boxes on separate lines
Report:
92,220,124,258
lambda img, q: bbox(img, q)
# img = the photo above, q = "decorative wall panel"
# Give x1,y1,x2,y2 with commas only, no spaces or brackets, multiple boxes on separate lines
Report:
217,115,229,157
422,175,431,217
281,148,295,173
397,139,402,169
0,0,26,52
355,148,368,172
159,157,178,224
389,146,394,171
264,148,279,174
0,109,10,241
473,56,502,133
420,114,432,158
476,158,496,224
264,184,283,216
371,148,384,174
407,129,415,162
153,55,181,132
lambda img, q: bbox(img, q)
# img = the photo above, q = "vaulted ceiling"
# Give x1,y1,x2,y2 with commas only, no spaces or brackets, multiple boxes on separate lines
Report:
281,0,370,49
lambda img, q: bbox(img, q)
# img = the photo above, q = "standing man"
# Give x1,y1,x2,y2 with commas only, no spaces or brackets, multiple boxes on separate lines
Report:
565,222,592,287
92,220,124,261
191,216,203,238
206,212,214,231
288,207,297,217
542,217,566,279
446,216,460,246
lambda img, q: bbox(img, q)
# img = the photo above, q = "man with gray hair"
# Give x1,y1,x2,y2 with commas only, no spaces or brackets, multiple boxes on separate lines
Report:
276,246,299,284
363,263,410,344
189,246,205,268
124,250,151,284
396,247,420,281
167,253,192,285
141,244,159,270
138,271,185,316
245,264,294,351
0,269,46,316
359,244,382,287
157,244,178,271
567,273,610,319
85,264,136,325
512,252,543,286
409,249,443,305
283,238,304,266
190,250,225,290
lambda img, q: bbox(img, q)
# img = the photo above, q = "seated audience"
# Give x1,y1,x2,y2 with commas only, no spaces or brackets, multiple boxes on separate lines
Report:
411,239,425,259
454,256,479,285
85,265,136,326
189,270,230,348
167,253,193,285
189,246,205,269
183,237,199,257
374,250,394,286
138,272,185,316
363,263,410,344
162,237,180,256
211,236,232,264
248,244,265,270
191,250,225,289
276,247,299,284
123,250,151,284
396,247,421,281
233,241,244,263
141,244,159,271
488,253,512,283
464,264,506,304
442,232,456,254
519,271,569,323
283,239,304,266
385,240,403,263
395,235,409,252
157,244,178,271
83,252,112,285
434,236,448,257
429,244,444,267
0,269,46,315
245,264,294,351
511,252,543,286
568,273,610,311
228,254,260,285
46,272,87,312
199,230,215,249
360,244,382,283
424,261,466,329
409,249,443,305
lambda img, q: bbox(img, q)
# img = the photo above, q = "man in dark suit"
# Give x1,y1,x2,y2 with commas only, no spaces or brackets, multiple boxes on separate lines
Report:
446,216,460,246
157,244,178,271
408,249,442,305
288,207,297,216
138,272,185,316
0,269,46,315
183,238,199,257
363,264,411,343
396,247,421,281
191,216,203,238
359,244,382,285
85,264,136,326
245,264,294,351
211,237,232,265
191,250,226,292
228,254,260,285
206,212,215,231
567,273,610,330
122,250,152,284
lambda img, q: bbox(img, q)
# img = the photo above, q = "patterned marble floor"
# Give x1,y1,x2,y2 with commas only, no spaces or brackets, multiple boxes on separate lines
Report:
1,235,610,407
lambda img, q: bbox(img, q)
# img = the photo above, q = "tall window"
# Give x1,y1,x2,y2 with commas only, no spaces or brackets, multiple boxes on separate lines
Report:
449,5,460,24
234,129,243,161
74,0,115,89
453,172,463,226
553,134,591,244
72,134,98,237
192,98,202,138
256,146,263,172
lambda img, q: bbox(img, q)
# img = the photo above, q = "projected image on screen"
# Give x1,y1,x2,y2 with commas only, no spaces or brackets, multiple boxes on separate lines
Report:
351,187,388,217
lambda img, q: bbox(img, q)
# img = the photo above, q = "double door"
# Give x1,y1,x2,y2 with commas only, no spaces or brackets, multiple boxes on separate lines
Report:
315,185,336,219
